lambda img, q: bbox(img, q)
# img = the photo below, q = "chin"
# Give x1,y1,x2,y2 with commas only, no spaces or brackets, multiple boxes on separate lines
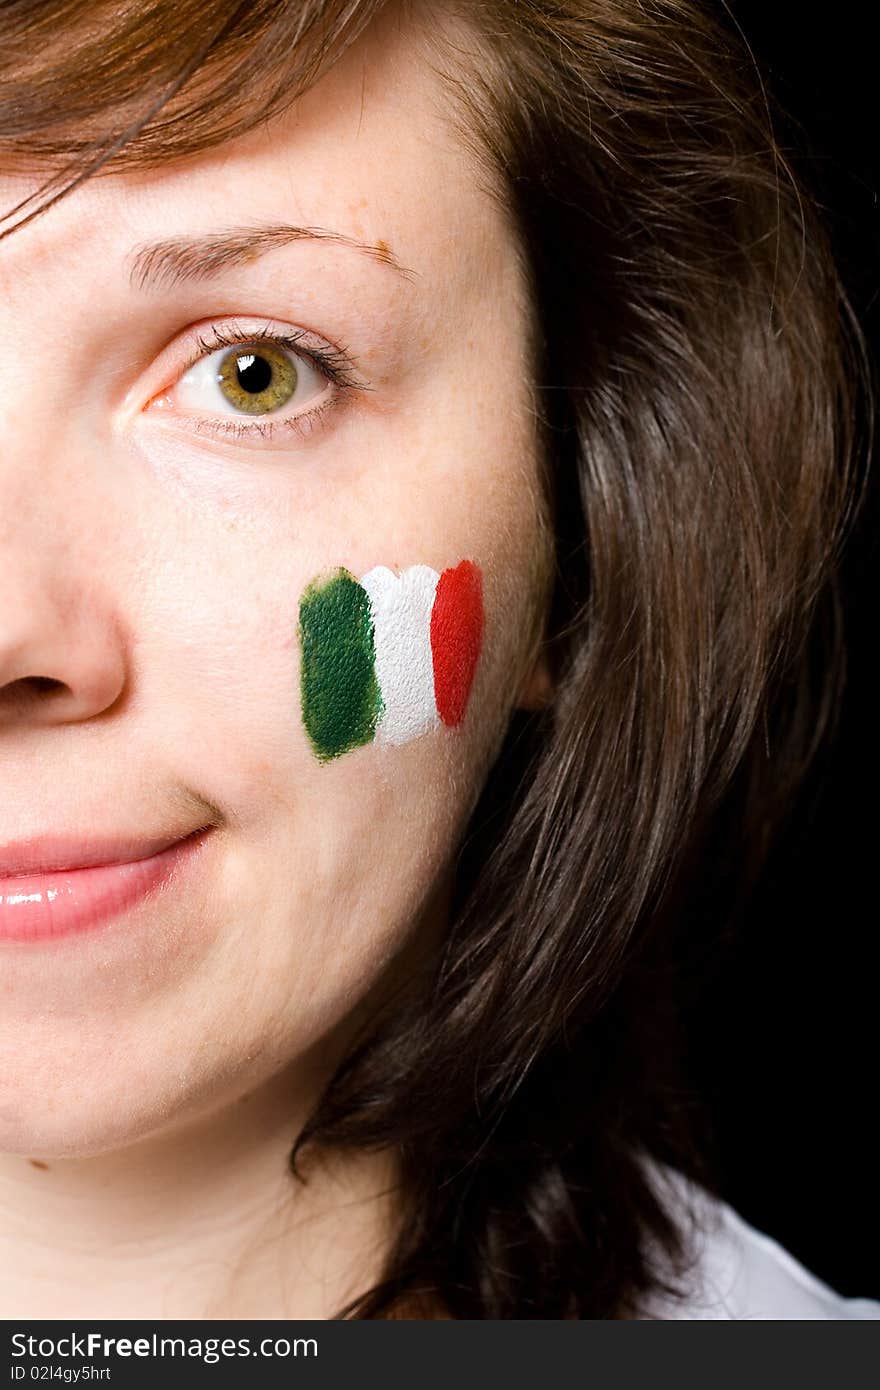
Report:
0,1109,148,1161
0,1062,196,1161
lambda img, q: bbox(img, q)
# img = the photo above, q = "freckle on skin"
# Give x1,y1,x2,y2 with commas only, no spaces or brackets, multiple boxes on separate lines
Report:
28,1158,50,1170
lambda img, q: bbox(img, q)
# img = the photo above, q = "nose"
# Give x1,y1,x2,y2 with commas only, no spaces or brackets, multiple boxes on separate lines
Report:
0,553,127,728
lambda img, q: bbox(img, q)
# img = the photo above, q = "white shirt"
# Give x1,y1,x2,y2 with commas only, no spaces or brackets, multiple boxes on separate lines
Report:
640,1168,880,1320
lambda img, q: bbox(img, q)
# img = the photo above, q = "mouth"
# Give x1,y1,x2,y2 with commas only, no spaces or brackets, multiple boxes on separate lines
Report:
0,826,215,945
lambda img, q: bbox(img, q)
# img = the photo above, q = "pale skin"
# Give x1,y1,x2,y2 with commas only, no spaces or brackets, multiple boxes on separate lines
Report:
0,5,554,1318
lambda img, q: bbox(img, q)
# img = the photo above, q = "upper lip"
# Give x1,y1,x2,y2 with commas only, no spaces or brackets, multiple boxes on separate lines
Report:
0,828,210,877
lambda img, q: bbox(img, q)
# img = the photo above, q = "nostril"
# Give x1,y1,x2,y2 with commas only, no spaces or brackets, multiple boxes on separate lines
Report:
5,675,66,697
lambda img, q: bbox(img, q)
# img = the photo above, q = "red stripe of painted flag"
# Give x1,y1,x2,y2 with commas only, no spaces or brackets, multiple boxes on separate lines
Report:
430,559,484,726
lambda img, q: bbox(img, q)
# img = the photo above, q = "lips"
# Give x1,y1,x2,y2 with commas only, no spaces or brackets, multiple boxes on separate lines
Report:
0,831,196,877
0,827,214,943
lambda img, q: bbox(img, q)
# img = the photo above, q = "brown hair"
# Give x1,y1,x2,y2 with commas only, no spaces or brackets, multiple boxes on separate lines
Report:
1,0,872,1317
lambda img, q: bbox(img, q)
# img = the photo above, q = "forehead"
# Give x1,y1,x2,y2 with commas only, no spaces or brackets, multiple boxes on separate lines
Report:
0,7,510,311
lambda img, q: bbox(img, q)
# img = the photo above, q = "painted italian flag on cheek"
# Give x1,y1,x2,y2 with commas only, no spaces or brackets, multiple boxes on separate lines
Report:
298,559,484,764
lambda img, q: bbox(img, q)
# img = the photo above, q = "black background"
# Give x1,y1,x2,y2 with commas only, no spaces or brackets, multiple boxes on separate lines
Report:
686,3,879,1299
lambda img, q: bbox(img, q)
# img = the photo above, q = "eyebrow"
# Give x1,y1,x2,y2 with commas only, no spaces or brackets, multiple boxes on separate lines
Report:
127,222,419,293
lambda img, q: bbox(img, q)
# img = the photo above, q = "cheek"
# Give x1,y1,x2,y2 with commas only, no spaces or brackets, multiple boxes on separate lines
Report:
297,558,485,764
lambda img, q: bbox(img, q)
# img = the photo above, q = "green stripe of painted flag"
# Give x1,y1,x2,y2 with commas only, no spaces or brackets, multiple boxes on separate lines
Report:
298,568,385,763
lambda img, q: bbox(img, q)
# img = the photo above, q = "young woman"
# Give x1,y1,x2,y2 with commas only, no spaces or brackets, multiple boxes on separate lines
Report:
0,0,876,1319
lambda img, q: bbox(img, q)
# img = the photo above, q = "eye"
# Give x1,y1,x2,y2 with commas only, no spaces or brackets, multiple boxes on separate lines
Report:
180,333,325,416
145,321,370,448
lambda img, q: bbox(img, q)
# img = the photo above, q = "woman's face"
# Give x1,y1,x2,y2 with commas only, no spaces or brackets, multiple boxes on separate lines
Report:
0,8,552,1156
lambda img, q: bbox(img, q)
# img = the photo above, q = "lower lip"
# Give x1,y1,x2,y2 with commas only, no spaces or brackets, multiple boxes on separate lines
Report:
0,830,213,944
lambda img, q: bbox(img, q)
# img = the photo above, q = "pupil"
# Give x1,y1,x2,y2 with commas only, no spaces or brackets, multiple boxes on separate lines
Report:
236,353,272,394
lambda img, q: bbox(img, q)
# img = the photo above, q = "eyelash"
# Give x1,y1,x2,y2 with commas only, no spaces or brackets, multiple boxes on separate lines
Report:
167,321,372,446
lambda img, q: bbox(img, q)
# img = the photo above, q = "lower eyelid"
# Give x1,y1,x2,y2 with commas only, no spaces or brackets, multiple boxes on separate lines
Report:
166,390,342,448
